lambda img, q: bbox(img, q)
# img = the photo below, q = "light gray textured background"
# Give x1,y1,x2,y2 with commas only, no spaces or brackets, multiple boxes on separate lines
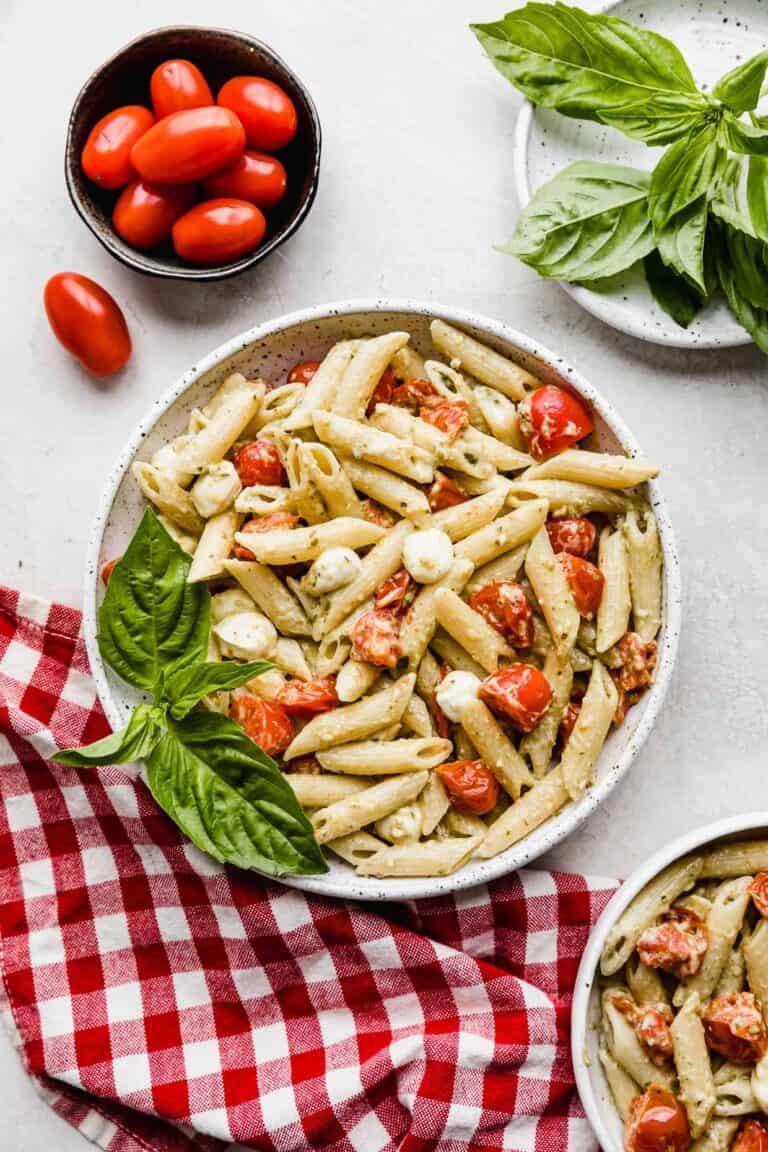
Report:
1,0,766,1145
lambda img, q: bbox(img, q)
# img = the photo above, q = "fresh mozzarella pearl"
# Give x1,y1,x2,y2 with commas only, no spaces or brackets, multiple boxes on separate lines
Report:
190,461,241,519
435,670,480,723
304,547,362,596
375,804,422,844
403,529,454,584
210,588,255,623
213,611,277,660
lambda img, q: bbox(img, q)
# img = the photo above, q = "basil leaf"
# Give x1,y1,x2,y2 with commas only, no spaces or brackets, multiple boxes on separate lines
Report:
714,225,768,353
164,660,275,720
720,113,768,157
471,3,708,144
656,197,708,294
54,704,165,767
644,251,702,329
505,162,654,280
713,50,768,114
713,201,768,310
146,712,327,876
649,121,726,231
747,156,768,241
97,509,209,694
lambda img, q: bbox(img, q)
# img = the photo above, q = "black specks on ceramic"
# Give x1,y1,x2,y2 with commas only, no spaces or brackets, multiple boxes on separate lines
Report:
65,26,321,282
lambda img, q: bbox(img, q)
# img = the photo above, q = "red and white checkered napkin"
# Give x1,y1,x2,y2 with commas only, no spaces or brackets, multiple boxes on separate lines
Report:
0,586,617,1152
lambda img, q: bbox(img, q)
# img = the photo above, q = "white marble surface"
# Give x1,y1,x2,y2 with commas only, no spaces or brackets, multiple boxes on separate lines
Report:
1,0,767,1146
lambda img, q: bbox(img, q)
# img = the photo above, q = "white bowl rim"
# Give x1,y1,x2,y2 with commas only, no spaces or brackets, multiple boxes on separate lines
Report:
572,810,768,1152
83,296,682,902
511,0,752,351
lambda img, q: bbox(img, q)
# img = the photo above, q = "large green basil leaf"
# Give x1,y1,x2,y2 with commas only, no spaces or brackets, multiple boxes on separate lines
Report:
656,197,709,294
146,712,327,876
713,51,768,114
649,121,726,232
54,704,165,767
747,156,768,242
720,114,768,157
504,162,654,280
97,509,209,694
644,251,702,329
714,226,768,353
163,660,275,720
712,201,768,310
471,3,710,144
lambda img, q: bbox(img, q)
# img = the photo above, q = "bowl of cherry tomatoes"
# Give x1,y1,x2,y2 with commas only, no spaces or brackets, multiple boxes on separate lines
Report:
65,26,321,280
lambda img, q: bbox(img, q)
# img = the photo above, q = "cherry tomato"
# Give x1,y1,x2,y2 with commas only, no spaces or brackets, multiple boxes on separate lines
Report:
172,197,266,264
351,609,401,668
150,59,213,119
277,677,339,718
518,385,593,461
233,441,286,487
750,873,768,919
637,909,709,979
366,367,398,414
101,558,120,585
287,360,321,386
559,553,604,618
427,472,467,513
615,632,657,693
204,150,287,209
359,499,395,528
81,105,154,190
558,698,582,748
612,996,673,1066
436,760,499,816
217,76,298,150
479,665,552,733
468,580,533,648
703,993,767,1062
624,1086,690,1152
44,273,131,377
112,179,197,250
233,512,299,561
419,398,470,439
375,568,414,614
391,377,439,409
230,693,293,756
734,1119,768,1152
131,107,245,184
546,516,596,558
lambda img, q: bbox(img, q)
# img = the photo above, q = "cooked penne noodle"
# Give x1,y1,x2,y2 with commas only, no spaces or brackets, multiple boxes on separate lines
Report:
464,546,528,596
524,450,659,489
623,507,663,643
700,841,768,878
429,630,487,679
506,479,640,517
151,435,196,488
157,513,199,555
312,770,428,844
604,991,674,1090
248,381,304,433
335,658,380,703
356,834,482,878
399,558,474,671
456,499,548,567
430,318,539,400
370,404,495,480
132,462,204,534
671,993,716,1139
625,955,669,1005
317,737,452,775
520,651,573,778
284,674,416,759
188,509,242,582
174,375,263,471
339,455,431,524
744,920,768,1021
524,525,580,660
401,693,433,738
313,410,434,484
674,877,752,1005
433,588,516,673
315,518,413,640
390,344,425,381
430,488,507,541
283,339,363,430
601,856,703,975
326,829,388,867
300,443,365,518
332,331,409,419
418,771,451,837
473,384,525,448
224,559,312,637
454,425,532,473
286,773,374,808
235,483,297,516
689,1119,740,1152
598,1047,638,1123
457,696,534,799
560,660,618,799
234,517,384,565
596,525,632,653
476,766,569,859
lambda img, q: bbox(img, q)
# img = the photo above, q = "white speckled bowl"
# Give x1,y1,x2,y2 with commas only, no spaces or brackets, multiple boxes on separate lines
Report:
574,813,768,1152
84,299,681,901
513,0,768,348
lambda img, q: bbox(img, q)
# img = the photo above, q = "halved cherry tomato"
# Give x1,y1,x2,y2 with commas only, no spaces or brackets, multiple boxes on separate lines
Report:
427,472,467,513
81,105,155,190
375,568,414,614
277,677,339,718
366,367,398,414
468,580,533,648
233,512,299,561
204,150,287,209
131,107,245,184
637,908,708,979
612,995,673,1066
518,385,593,461
436,759,499,815
479,665,552,733
233,440,286,487
351,609,401,668
703,993,767,1062
359,499,395,528
113,179,197,250
217,76,298,150
150,59,213,119
44,273,131,377
172,198,266,264
624,1085,690,1152
615,632,657,693
734,1119,768,1152
391,377,439,409
419,398,470,439
559,553,604,617
101,558,120,585
287,360,321,386
546,516,596,558
750,873,768,919
230,693,293,756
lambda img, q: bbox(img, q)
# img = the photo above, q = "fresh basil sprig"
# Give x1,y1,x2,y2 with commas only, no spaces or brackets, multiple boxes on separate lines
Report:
473,2,768,347
55,508,327,877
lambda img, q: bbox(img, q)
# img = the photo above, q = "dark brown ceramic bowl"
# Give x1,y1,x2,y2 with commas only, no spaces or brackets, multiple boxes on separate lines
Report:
65,26,321,281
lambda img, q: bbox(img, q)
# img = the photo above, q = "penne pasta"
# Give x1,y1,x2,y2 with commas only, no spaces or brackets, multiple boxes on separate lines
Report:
331,331,409,419
433,587,516,673
356,834,482,878
284,674,416,760
234,517,385,565
312,771,428,844
430,318,539,400
623,507,663,643
476,766,570,860
316,736,452,775
457,696,534,799
524,525,580,660
224,559,312,637
132,462,204,534
596,525,631,653
300,442,365,518
671,993,716,1139
560,660,618,799
188,509,242,582
339,455,431,524
313,410,434,484
523,450,659,489
455,499,548,567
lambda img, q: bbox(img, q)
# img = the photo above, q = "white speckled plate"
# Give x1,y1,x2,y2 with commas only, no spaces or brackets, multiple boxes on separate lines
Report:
514,0,768,348
84,300,681,901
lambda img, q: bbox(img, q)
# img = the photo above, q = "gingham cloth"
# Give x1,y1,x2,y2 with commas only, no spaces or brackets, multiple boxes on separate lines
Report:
0,586,617,1152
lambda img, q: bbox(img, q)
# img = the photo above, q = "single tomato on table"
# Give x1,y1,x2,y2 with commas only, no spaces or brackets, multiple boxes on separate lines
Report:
436,759,499,815
172,198,266,264
204,150,287,209
113,180,197,250
131,107,245,184
150,58,213,118
518,384,593,460
44,273,131,377
218,76,298,150
81,105,154,190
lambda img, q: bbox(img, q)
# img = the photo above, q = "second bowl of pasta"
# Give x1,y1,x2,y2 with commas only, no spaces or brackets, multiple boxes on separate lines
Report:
83,300,680,900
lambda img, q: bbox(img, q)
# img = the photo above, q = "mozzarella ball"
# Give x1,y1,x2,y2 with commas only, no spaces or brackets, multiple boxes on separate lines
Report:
213,610,277,660
435,670,481,723
403,529,454,584
304,546,362,596
210,588,255,623
191,461,241,519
